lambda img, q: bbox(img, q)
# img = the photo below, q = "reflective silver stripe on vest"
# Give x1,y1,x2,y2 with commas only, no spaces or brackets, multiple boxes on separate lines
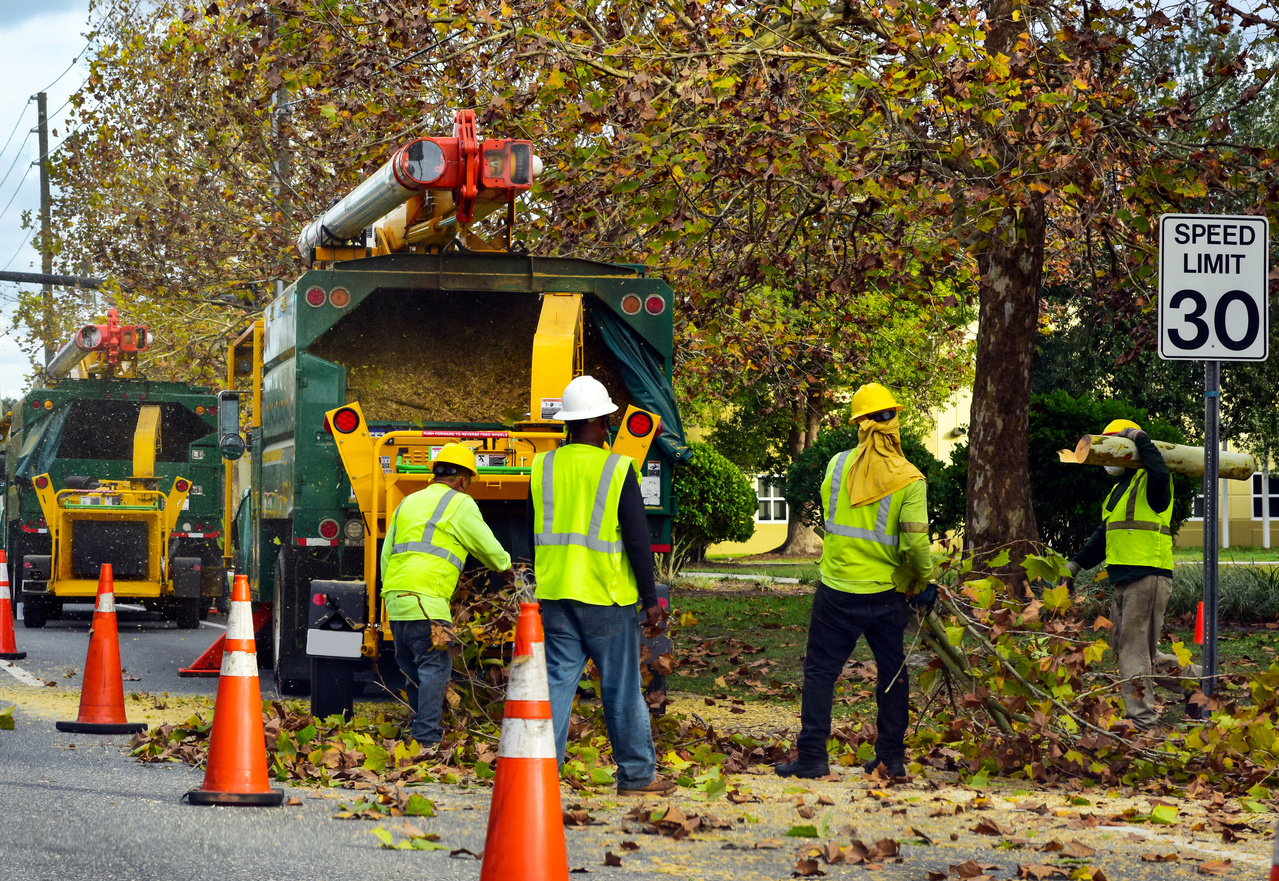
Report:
823,450,900,546
534,450,626,554
391,488,464,569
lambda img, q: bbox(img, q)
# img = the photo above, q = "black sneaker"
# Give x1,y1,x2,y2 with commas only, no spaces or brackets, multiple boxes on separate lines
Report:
775,758,830,779
864,757,906,777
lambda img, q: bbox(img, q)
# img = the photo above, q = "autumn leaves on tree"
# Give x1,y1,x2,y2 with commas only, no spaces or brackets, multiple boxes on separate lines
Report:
35,0,1279,557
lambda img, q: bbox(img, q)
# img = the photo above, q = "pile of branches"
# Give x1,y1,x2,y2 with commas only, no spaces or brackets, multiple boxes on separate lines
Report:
912,549,1279,796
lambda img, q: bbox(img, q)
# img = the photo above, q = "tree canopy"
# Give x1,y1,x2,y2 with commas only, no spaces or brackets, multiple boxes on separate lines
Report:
25,0,1279,554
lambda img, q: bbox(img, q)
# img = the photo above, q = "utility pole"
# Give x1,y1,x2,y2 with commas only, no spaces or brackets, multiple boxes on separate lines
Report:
34,92,53,365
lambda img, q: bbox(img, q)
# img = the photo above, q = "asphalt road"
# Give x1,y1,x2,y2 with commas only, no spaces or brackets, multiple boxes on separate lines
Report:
0,603,1268,880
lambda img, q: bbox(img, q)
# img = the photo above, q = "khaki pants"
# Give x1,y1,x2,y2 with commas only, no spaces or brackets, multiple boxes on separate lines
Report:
1111,574,1202,729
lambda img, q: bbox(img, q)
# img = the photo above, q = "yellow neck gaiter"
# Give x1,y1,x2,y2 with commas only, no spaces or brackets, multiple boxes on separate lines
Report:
845,415,925,508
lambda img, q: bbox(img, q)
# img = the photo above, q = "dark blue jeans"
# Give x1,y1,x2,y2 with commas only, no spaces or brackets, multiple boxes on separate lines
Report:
390,619,453,745
797,583,910,764
540,599,656,790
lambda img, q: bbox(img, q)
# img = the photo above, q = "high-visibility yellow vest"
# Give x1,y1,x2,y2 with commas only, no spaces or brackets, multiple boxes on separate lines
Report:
819,449,908,591
531,444,638,607
1103,469,1173,570
381,483,469,620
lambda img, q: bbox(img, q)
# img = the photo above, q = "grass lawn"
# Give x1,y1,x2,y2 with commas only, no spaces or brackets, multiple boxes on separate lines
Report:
1174,545,1279,563
665,587,1279,729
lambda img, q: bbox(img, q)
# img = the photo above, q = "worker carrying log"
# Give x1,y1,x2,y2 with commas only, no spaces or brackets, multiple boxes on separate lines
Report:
1062,419,1202,731
380,443,514,752
776,382,934,780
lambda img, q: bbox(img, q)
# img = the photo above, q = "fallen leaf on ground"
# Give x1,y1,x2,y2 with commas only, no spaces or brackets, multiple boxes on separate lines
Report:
1199,861,1232,876
603,852,622,867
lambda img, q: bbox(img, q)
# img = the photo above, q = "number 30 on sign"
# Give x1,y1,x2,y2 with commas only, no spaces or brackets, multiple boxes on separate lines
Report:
1159,214,1270,362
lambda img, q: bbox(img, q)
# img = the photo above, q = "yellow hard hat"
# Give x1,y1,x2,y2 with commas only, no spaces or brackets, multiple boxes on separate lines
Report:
849,383,904,422
433,443,477,475
1102,418,1142,435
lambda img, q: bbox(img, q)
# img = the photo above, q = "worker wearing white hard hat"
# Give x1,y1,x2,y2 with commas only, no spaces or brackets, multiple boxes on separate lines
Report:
528,375,675,797
381,442,514,749
1065,419,1202,730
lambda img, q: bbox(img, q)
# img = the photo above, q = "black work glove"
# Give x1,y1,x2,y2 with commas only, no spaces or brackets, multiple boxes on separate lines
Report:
907,582,939,615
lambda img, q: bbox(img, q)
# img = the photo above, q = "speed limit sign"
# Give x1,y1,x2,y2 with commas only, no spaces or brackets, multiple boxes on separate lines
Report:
1159,214,1269,361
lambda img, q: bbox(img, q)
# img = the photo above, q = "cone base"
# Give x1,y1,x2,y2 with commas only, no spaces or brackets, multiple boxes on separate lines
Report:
56,720,147,734
0,651,26,660
177,669,220,678
186,788,285,807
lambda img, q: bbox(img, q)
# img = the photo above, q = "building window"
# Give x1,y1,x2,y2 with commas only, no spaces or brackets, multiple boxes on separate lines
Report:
1190,493,1204,521
1253,473,1279,519
755,477,788,523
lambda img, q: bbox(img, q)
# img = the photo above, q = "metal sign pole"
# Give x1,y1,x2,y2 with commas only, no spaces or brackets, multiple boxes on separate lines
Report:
1203,360,1220,695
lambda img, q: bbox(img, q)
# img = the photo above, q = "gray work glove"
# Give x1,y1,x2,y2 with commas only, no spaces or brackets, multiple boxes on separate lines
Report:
1057,560,1081,591
1115,427,1147,442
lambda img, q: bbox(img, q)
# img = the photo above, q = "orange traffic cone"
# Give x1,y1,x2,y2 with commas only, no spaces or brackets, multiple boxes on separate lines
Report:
186,574,284,806
0,551,25,660
1194,601,1205,645
56,564,145,734
480,602,569,881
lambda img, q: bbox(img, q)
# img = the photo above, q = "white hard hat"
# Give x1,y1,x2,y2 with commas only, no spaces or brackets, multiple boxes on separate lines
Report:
555,375,618,422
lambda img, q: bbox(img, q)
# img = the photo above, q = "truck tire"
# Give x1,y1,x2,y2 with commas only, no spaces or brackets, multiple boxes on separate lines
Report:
22,596,47,629
173,597,200,630
272,548,307,696
310,657,355,721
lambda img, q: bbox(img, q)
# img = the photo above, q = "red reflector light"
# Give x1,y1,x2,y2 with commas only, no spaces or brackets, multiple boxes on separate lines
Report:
332,408,360,433
30,400,39,409
313,592,327,606
626,411,654,437
323,415,332,434
175,479,191,492
329,287,351,308
318,519,340,539
208,406,217,415
620,294,642,315
305,286,326,307
645,295,666,315
34,476,49,489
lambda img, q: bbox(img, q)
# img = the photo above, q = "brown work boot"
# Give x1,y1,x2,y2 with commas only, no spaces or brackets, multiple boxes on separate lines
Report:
617,775,677,796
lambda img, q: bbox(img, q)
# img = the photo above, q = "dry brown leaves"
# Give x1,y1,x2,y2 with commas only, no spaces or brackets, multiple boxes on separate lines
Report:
621,803,730,840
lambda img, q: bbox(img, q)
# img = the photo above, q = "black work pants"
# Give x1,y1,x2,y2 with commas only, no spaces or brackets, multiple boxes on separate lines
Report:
796,582,910,764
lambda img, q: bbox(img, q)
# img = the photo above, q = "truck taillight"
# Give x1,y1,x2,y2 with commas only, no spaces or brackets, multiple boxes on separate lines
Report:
34,476,49,489
305,286,326,307
318,519,340,540
626,411,654,437
620,294,642,315
329,287,351,308
175,479,190,492
332,408,360,433
344,518,365,540
645,295,666,315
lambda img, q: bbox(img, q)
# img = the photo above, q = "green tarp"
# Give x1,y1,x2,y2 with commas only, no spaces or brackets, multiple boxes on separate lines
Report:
591,306,692,464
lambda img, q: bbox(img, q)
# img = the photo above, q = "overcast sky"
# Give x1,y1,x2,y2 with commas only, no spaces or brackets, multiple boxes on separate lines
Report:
0,0,92,399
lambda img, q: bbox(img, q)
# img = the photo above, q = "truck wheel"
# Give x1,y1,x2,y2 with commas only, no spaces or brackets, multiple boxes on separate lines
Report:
22,596,47,629
174,597,200,630
310,657,355,721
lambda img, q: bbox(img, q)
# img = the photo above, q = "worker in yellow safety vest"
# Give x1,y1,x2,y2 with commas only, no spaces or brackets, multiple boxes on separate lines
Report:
777,383,934,780
528,375,676,797
1065,419,1202,731
381,442,514,748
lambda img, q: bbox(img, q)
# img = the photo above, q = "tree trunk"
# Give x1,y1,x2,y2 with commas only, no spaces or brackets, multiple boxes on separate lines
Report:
964,202,1044,561
777,390,826,557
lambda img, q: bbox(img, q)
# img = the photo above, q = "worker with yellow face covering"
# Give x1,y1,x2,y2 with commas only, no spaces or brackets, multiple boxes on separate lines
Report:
776,383,933,780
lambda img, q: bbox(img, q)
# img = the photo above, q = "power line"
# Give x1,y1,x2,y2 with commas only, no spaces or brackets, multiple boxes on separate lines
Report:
1,230,33,272
36,37,97,96
0,130,33,196
0,163,33,222
0,105,30,166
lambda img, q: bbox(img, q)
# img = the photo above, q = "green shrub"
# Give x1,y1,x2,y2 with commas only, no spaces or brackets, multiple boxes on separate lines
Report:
668,442,757,570
941,391,1195,555
1069,562,1279,624
783,424,960,541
